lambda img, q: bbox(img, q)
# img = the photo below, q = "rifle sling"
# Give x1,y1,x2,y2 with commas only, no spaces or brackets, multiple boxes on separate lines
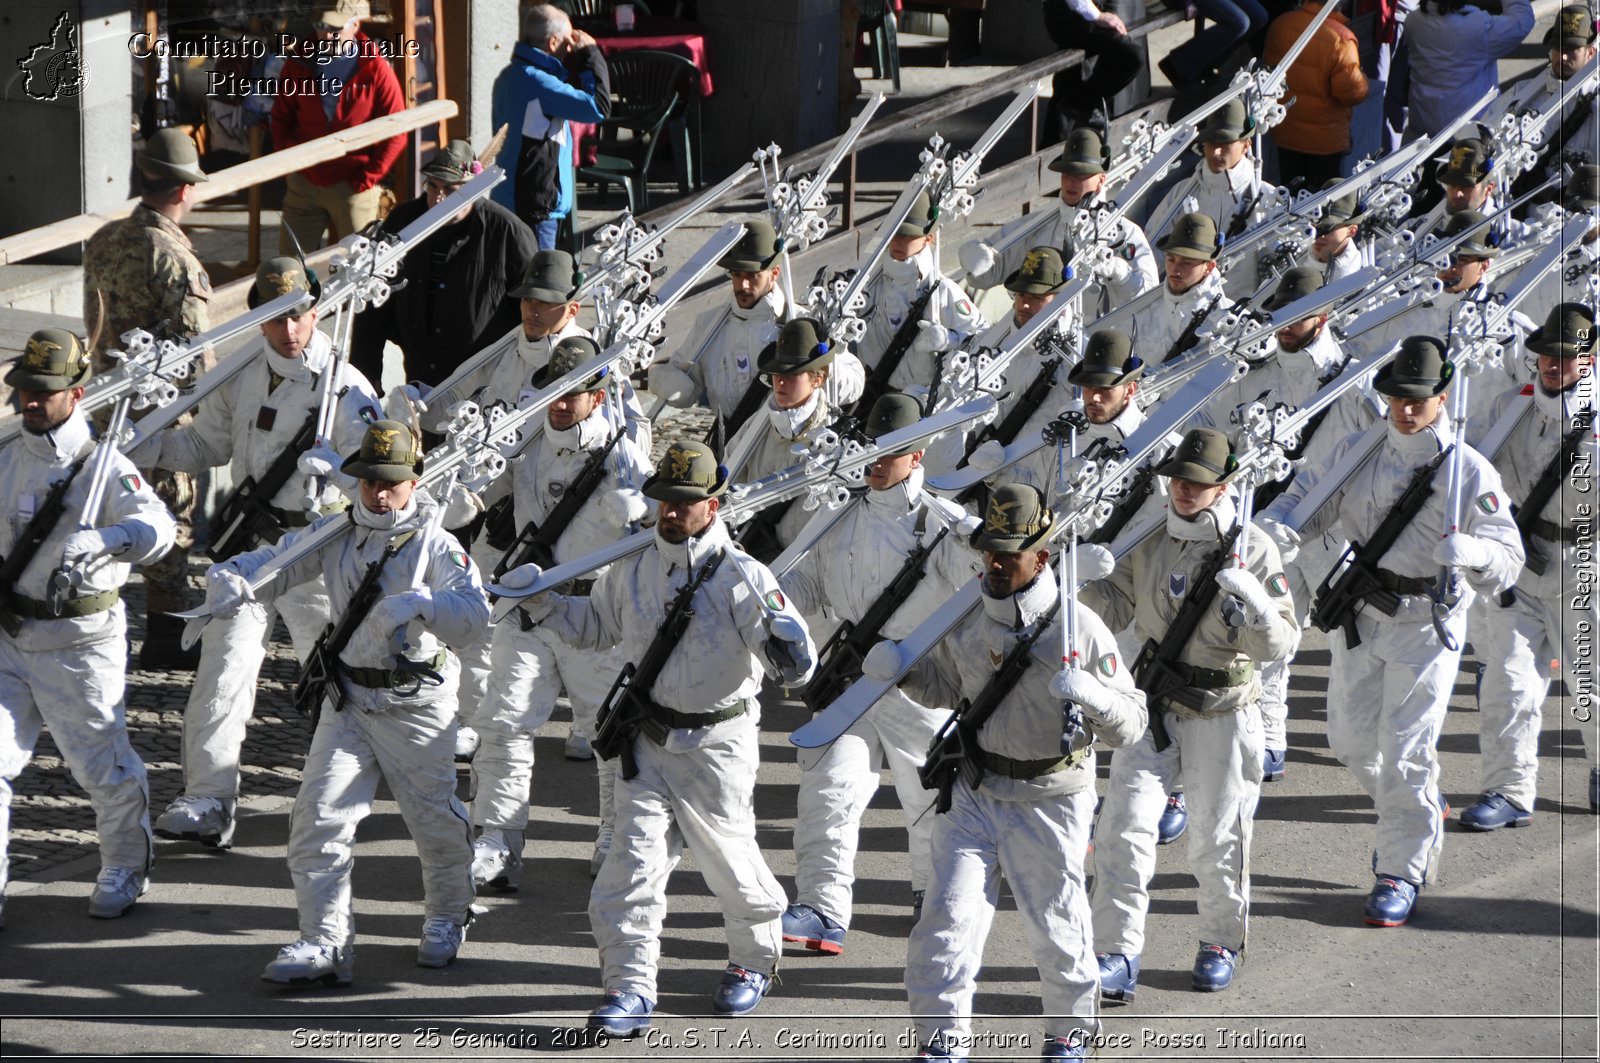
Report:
1515,409,1593,545
1134,527,1241,704
1,455,91,601
865,284,937,399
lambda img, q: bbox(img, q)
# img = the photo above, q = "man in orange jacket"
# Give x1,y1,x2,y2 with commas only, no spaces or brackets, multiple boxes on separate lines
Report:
1263,0,1370,189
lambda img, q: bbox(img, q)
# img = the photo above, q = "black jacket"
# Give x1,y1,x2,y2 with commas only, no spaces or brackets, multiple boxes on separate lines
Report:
351,197,536,388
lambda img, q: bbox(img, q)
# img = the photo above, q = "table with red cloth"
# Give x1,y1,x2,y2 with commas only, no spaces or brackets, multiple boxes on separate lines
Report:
572,15,715,171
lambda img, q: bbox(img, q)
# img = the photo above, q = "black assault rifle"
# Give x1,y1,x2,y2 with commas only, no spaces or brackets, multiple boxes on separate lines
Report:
292,521,417,725
208,409,319,561
0,459,88,637
954,357,1062,506
493,429,626,581
918,599,1059,813
592,550,726,780
1129,526,1240,752
857,286,935,412
1310,445,1453,649
802,524,950,712
1512,412,1592,577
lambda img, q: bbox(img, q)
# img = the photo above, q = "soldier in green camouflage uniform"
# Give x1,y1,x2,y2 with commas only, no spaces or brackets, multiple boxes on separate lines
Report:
83,128,213,668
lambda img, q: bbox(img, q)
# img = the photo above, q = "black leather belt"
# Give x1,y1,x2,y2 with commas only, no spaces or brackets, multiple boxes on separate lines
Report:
644,699,747,732
343,650,447,690
1374,568,1438,595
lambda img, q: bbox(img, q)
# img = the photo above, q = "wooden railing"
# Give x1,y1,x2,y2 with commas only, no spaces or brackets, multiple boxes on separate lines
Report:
0,99,459,267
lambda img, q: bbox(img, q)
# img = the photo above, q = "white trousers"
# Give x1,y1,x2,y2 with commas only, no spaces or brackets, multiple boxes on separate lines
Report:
455,537,503,726
288,660,474,946
589,718,786,999
1257,559,1316,750
0,609,151,889
1478,583,1600,809
1091,704,1264,956
793,685,943,925
183,580,328,799
905,785,1098,1046
469,619,621,832
1327,605,1460,885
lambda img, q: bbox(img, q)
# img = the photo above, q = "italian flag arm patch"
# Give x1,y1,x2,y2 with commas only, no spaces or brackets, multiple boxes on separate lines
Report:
765,590,786,612
1475,492,1500,515
1266,573,1290,597
1097,652,1118,678
449,550,469,569
119,474,141,492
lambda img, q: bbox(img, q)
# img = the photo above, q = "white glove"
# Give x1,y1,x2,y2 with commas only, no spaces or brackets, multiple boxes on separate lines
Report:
647,362,698,406
371,589,435,633
205,566,254,619
1074,543,1116,582
1434,533,1492,571
1257,518,1300,565
1049,667,1115,718
597,487,650,528
969,439,1008,472
763,613,812,688
911,320,952,357
862,639,904,681
958,240,998,281
1093,254,1133,285
297,445,342,479
1215,567,1275,629
384,381,431,420
61,527,130,568
498,562,543,590
441,482,483,529
498,563,552,621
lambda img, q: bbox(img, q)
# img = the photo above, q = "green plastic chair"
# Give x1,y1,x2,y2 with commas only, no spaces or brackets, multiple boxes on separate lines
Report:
577,49,696,213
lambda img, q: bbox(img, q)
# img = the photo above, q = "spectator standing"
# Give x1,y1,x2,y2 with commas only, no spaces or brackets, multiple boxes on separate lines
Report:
271,0,406,253
491,3,611,250
350,140,536,391
1401,0,1535,140
1264,0,1370,188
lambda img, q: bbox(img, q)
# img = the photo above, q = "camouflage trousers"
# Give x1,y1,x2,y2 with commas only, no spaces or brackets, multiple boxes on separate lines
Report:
91,348,208,613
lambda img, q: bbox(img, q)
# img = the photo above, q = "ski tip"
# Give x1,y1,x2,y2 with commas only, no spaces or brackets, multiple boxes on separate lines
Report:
179,614,209,651
490,596,520,625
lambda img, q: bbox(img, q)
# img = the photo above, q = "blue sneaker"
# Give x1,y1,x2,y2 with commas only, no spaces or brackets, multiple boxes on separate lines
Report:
1041,1034,1088,1059
588,989,653,1038
1262,748,1286,782
1096,951,1140,1002
1364,876,1419,927
1157,792,1187,845
913,1035,966,1062
781,902,846,955
1459,792,1532,831
711,963,772,1016
1191,942,1238,992
1589,766,1598,812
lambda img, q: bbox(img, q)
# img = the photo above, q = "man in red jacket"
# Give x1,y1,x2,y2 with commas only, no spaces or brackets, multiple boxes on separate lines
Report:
271,1,406,253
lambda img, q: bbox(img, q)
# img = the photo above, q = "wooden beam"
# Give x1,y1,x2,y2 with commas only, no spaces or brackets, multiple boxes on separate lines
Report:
0,99,460,267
